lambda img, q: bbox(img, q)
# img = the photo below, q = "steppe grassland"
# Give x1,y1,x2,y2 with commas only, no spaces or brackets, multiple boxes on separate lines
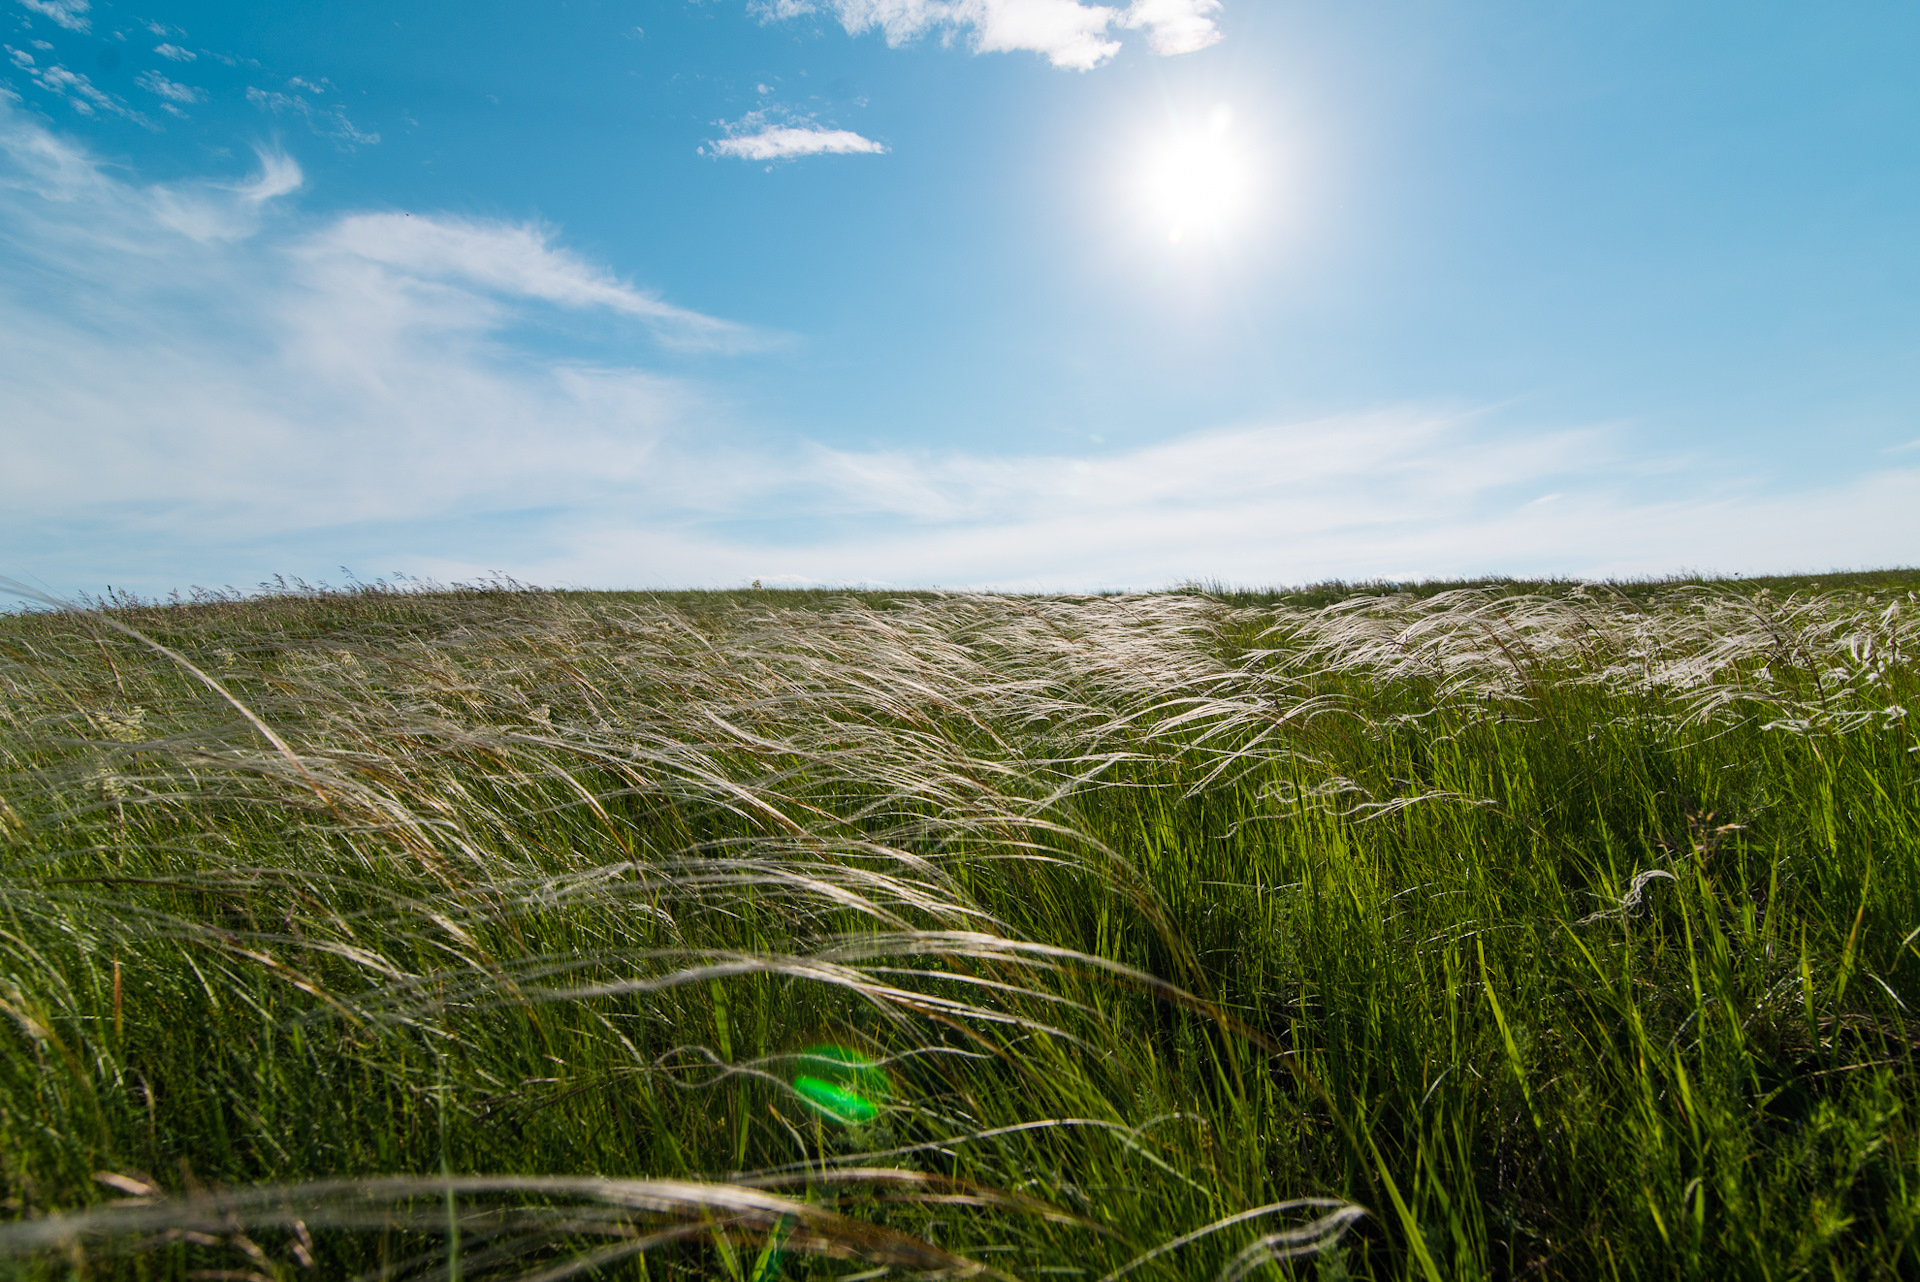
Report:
0,578,1916,1279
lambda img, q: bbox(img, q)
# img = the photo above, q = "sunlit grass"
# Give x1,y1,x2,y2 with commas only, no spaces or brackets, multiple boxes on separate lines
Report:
0,573,1915,1278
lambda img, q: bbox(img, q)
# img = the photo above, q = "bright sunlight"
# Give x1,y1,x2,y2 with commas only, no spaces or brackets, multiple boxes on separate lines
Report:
1136,103,1255,244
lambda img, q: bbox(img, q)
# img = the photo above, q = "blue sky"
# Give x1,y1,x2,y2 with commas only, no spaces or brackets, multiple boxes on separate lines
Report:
3,0,1917,595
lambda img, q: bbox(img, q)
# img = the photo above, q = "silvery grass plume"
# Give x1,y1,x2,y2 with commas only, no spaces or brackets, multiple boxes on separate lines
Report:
1,576,1914,1276
0,1175,1011,1280
0,581,1371,1277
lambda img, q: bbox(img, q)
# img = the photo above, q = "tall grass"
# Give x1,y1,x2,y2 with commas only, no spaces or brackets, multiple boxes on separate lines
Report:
0,577,1915,1278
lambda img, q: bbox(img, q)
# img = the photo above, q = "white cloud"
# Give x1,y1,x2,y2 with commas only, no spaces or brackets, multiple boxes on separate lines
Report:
467,425,1920,592
246,85,379,149
1120,0,1220,56
0,103,300,239
15,0,91,34
0,103,764,593
231,149,304,202
761,0,1221,70
298,213,752,348
154,178,291,241
712,122,887,161
136,70,204,104
954,0,1121,69
4,50,150,124
2,101,1914,599
153,43,196,62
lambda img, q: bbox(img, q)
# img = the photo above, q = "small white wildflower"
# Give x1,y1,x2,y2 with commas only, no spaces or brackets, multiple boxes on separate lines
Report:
98,706,148,743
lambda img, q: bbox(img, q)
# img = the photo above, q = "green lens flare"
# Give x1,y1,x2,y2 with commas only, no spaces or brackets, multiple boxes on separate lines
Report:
792,1075,878,1124
789,1045,888,1125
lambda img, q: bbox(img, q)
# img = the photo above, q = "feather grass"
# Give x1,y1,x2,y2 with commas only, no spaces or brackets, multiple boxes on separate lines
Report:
1,575,1916,1277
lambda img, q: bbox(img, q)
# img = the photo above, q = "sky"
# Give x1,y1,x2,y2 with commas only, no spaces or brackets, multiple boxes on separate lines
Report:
2,0,1918,597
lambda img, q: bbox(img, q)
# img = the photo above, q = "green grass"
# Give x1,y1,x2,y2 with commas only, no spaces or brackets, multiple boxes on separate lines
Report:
0,575,1916,1279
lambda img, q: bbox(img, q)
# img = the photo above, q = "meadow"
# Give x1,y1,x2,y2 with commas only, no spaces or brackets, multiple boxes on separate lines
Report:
0,572,1916,1279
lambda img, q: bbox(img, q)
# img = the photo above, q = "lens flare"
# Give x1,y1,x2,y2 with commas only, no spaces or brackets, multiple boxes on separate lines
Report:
792,1076,879,1124
788,1045,888,1125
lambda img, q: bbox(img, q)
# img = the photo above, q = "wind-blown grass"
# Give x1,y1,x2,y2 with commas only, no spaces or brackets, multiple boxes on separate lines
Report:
0,577,1915,1278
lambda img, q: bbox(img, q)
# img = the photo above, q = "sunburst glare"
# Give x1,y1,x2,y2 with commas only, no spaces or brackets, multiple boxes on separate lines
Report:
1136,103,1256,245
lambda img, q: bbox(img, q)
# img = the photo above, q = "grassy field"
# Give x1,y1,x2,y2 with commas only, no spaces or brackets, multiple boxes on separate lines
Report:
0,573,1916,1279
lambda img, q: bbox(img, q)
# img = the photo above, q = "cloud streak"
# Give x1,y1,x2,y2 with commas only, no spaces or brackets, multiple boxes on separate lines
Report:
298,212,754,348
468,426,1920,593
711,123,887,161
246,85,379,149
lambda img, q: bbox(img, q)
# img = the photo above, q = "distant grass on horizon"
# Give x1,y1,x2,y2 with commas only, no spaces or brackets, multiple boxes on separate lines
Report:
26,564,1920,615
1,575,1916,1279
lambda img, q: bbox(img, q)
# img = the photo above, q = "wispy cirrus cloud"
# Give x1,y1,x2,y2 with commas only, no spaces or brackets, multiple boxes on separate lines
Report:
0,101,767,595
153,43,196,62
299,212,754,349
246,83,379,149
3,100,1913,600
759,0,1221,71
14,0,91,34
410,413,1920,593
5,47,151,123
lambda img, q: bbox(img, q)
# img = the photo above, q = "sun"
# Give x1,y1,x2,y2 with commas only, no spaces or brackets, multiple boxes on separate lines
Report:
1136,104,1254,245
